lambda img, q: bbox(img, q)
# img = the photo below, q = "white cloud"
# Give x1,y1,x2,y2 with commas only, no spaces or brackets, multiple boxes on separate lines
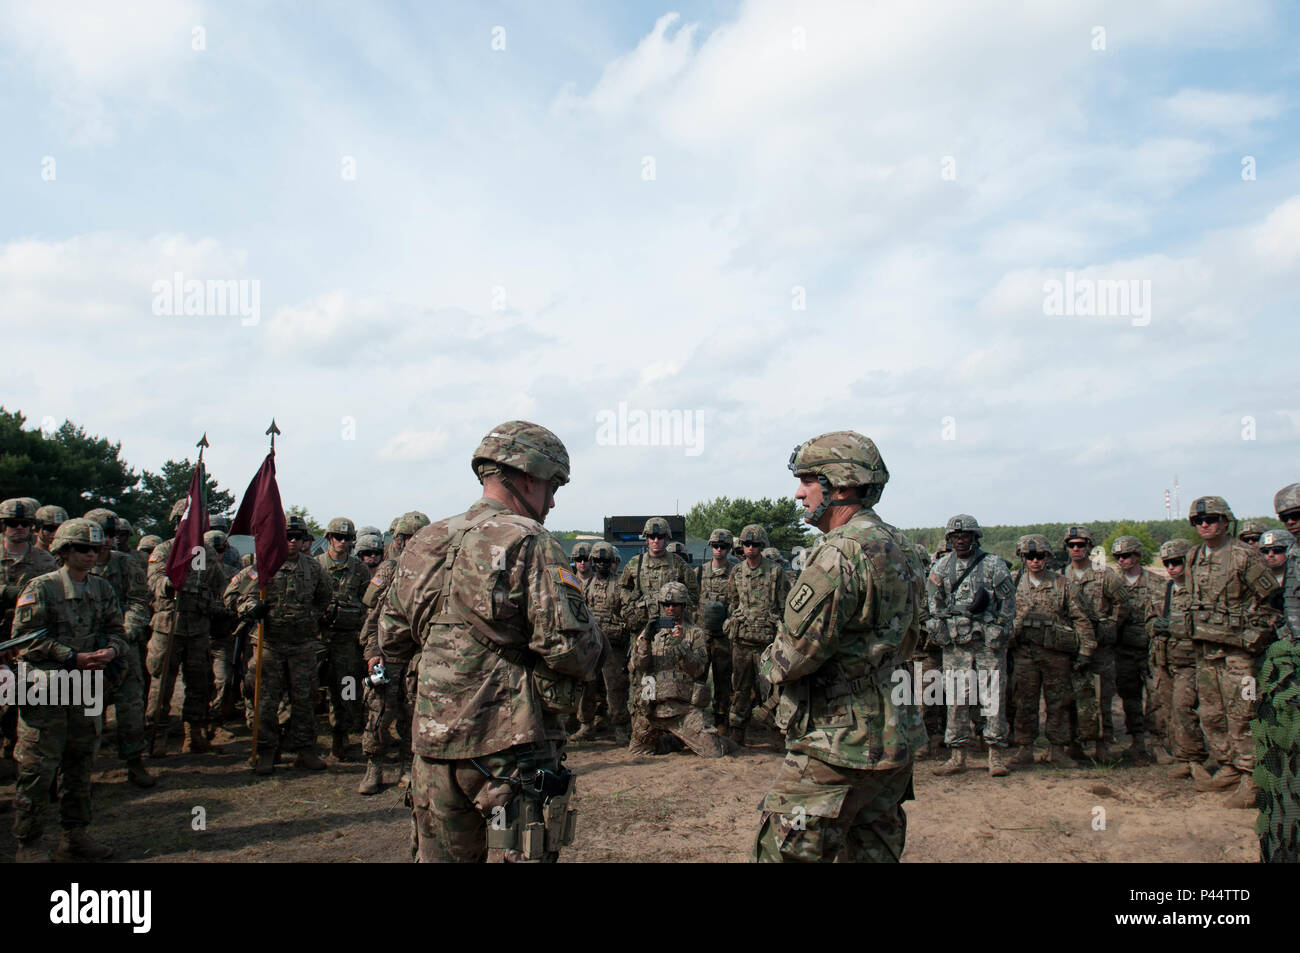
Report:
379,429,449,462
1162,89,1285,131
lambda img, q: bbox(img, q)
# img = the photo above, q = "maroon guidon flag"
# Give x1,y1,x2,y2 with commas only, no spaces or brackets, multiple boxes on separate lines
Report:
229,452,289,584
164,460,211,591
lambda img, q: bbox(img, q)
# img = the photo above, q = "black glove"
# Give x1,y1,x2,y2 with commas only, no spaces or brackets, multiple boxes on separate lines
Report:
245,600,270,621
1072,652,1093,673
163,582,176,598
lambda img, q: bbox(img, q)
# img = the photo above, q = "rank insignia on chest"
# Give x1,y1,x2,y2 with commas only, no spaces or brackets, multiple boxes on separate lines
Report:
556,567,583,593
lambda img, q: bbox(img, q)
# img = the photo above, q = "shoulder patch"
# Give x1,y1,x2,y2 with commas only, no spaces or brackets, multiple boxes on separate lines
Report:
370,574,384,586
149,551,163,562
248,569,259,581
16,591,36,607
556,567,583,593
789,583,815,613
929,572,941,587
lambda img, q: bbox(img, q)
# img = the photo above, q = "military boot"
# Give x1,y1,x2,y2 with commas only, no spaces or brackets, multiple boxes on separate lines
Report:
331,730,348,760
1067,742,1086,762
358,760,383,796
1196,764,1241,792
731,727,746,748
932,748,967,776
1222,775,1260,810
182,724,211,754
149,728,168,758
988,746,1011,777
613,725,631,745
570,724,597,742
296,748,326,771
1126,735,1152,766
1049,744,1078,768
126,756,157,788
399,761,412,786
1010,745,1036,766
54,829,114,861
253,752,275,776
1168,761,1193,779
1152,743,1174,765
1091,741,1112,762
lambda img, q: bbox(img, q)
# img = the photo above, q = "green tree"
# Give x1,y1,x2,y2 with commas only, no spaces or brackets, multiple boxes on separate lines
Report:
137,458,235,533
285,505,324,539
685,496,813,552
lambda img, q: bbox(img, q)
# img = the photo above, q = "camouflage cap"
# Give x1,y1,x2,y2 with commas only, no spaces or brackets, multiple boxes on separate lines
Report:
1260,528,1295,550
658,581,689,605
203,530,228,548
472,421,570,487
1016,533,1052,556
788,431,888,488
642,517,671,538
1158,538,1192,561
738,524,769,547
1238,518,1270,539
571,542,592,560
170,498,190,521
34,505,68,526
51,518,105,554
1111,535,1143,556
355,533,384,554
1188,496,1233,522
326,517,355,537
1063,524,1094,545
590,541,617,561
0,498,39,521
285,514,312,537
732,538,745,555
82,508,120,536
708,527,734,547
1274,483,1300,516
395,512,430,537
945,514,982,538
138,534,163,552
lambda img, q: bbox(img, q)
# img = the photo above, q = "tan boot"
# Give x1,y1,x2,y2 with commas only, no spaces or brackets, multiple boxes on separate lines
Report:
1049,744,1078,768
1169,762,1193,779
1152,743,1174,765
932,748,967,776
1010,745,1036,766
399,761,412,786
253,752,275,776
1126,735,1152,766
988,747,1011,777
182,723,211,754
296,748,326,771
358,760,383,796
150,728,168,759
570,724,597,742
1222,775,1259,810
126,756,157,788
1196,764,1241,792
54,829,114,861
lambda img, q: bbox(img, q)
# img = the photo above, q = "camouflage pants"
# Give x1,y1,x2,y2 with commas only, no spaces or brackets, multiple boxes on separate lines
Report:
106,643,148,760
248,640,319,753
754,751,912,863
1196,644,1259,772
629,706,726,758
916,648,946,740
1010,644,1073,745
321,631,364,735
576,669,608,726
1167,646,1206,762
410,742,571,863
146,629,212,728
940,641,1009,747
209,634,238,723
1115,645,1148,740
580,639,629,728
362,661,411,761
13,702,98,842
1072,645,1117,743
730,640,772,730
708,635,732,727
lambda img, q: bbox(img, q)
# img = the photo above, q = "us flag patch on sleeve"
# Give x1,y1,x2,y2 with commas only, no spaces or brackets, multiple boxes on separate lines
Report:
556,567,583,592
16,592,36,607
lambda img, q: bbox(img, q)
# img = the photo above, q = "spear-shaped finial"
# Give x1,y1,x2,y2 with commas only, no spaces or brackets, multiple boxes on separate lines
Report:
266,419,280,453
196,432,210,462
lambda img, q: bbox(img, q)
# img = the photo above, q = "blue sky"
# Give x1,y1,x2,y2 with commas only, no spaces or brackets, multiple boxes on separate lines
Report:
2,0,1297,533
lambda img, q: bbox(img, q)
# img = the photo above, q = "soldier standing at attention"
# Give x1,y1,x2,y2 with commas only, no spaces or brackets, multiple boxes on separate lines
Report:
927,515,1016,777
572,541,628,743
32,505,67,554
317,517,370,760
755,431,924,862
698,528,737,731
619,517,698,637
1112,535,1161,764
1145,539,1207,782
725,524,790,746
378,421,605,862
204,529,241,738
1,499,59,766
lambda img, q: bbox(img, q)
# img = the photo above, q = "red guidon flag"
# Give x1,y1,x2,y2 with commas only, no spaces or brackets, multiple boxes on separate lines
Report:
229,452,289,584
164,460,210,591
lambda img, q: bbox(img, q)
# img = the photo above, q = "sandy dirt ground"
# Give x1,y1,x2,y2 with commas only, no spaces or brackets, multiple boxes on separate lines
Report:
0,720,1257,863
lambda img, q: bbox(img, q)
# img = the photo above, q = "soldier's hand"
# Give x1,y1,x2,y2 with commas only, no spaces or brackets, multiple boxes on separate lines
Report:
75,649,117,670
672,624,684,638
367,656,382,674
1072,653,1093,673
245,600,271,621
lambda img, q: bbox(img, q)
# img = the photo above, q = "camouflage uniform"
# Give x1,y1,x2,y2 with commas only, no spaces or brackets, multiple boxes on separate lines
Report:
910,543,945,756
1009,535,1094,764
1185,497,1280,803
628,583,727,758
33,504,67,554
697,528,737,728
576,541,629,741
1238,518,1270,546
618,518,699,635
11,520,128,858
1145,540,1204,768
225,549,333,761
2,502,60,760
725,525,790,738
926,515,1016,772
378,421,604,862
361,552,411,782
203,531,240,728
755,431,923,863
1113,536,1161,757
317,518,370,751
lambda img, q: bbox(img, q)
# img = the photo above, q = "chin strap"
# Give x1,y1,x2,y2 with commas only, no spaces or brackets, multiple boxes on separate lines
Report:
499,474,546,524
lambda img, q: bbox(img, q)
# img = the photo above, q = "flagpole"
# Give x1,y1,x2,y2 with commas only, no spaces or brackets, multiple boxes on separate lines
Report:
250,420,279,765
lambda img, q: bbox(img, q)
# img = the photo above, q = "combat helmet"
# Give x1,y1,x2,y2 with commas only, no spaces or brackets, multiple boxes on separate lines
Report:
590,541,617,563
1016,534,1052,557
667,541,688,557
642,517,671,538
659,581,689,605
115,517,133,537
1274,483,1300,518
472,421,570,490
762,547,781,562
708,528,734,548
169,498,190,522
1158,539,1192,561
204,530,228,549
326,517,356,538
571,542,592,561
138,534,163,554
945,515,982,539
209,514,230,533
82,508,120,536
738,524,769,548
1110,535,1143,557
358,525,382,539
0,498,39,522
788,430,889,522
1063,524,1094,546
1238,518,1269,542
1188,496,1233,523
18,497,40,513
1259,529,1295,552
285,514,312,538
51,518,106,554
395,512,430,537
35,505,68,528
356,533,384,556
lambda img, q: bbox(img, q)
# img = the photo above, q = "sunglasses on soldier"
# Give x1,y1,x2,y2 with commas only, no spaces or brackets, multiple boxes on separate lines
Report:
1065,541,1089,549
1024,553,1047,561
710,542,728,549
69,543,99,554
1190,515,1220,526
1114,552,1139,560
1261,547,1288,556
1240,535,1261,544
1280,509,1300,523
1162,558,1184,568
4,519,34,529
646,533,667,541
286,532,309,542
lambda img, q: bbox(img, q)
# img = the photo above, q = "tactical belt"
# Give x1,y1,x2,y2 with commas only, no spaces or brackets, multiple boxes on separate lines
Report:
468,626,534,670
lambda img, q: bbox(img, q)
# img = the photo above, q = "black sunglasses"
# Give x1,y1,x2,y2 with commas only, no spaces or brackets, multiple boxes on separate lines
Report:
646,534,667,540
1280,510,1300,523
1066,541,1089,549
1114,552,1139,560
710,542,728,548
69,543,99,554
41,523,60,532
1024,553,1047,560
4,519,34,529
1240,535,1261,544
573,555,589,561
1262,547,1288,556
287,533,310,542
1191,515,1220,526
1162,558,1185,567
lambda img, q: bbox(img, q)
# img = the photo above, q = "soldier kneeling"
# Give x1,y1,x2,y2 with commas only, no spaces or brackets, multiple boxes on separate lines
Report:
628,583,734,759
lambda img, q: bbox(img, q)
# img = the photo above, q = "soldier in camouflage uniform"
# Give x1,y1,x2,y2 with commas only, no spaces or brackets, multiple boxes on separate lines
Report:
317,517,370,759
1112,535,1161,764
145,499,225,756
571,542,593,582
209,515,242,571
698,528,737,730
1259,529,1294,593
1,498,59,764
11,519,128,861
83,509,155,786
1184,496,1280,808
358,518,422,794
204,529,241,735
569,541,609,738
379,421,605,862
619,517,699,638
1238,518,1270,548
1062,524,1132,762
909,542,945,760
927,515,1016,776
1007,534,1093,768
114,517,133,553
356,533,385,573
136,535,161,569
1253,483,1300,859
226,514,334,774
576,541,630,744
755,431,924,863
33,505,67,554
628,582,729,758
725,524,791,745
1145,539,1207,781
